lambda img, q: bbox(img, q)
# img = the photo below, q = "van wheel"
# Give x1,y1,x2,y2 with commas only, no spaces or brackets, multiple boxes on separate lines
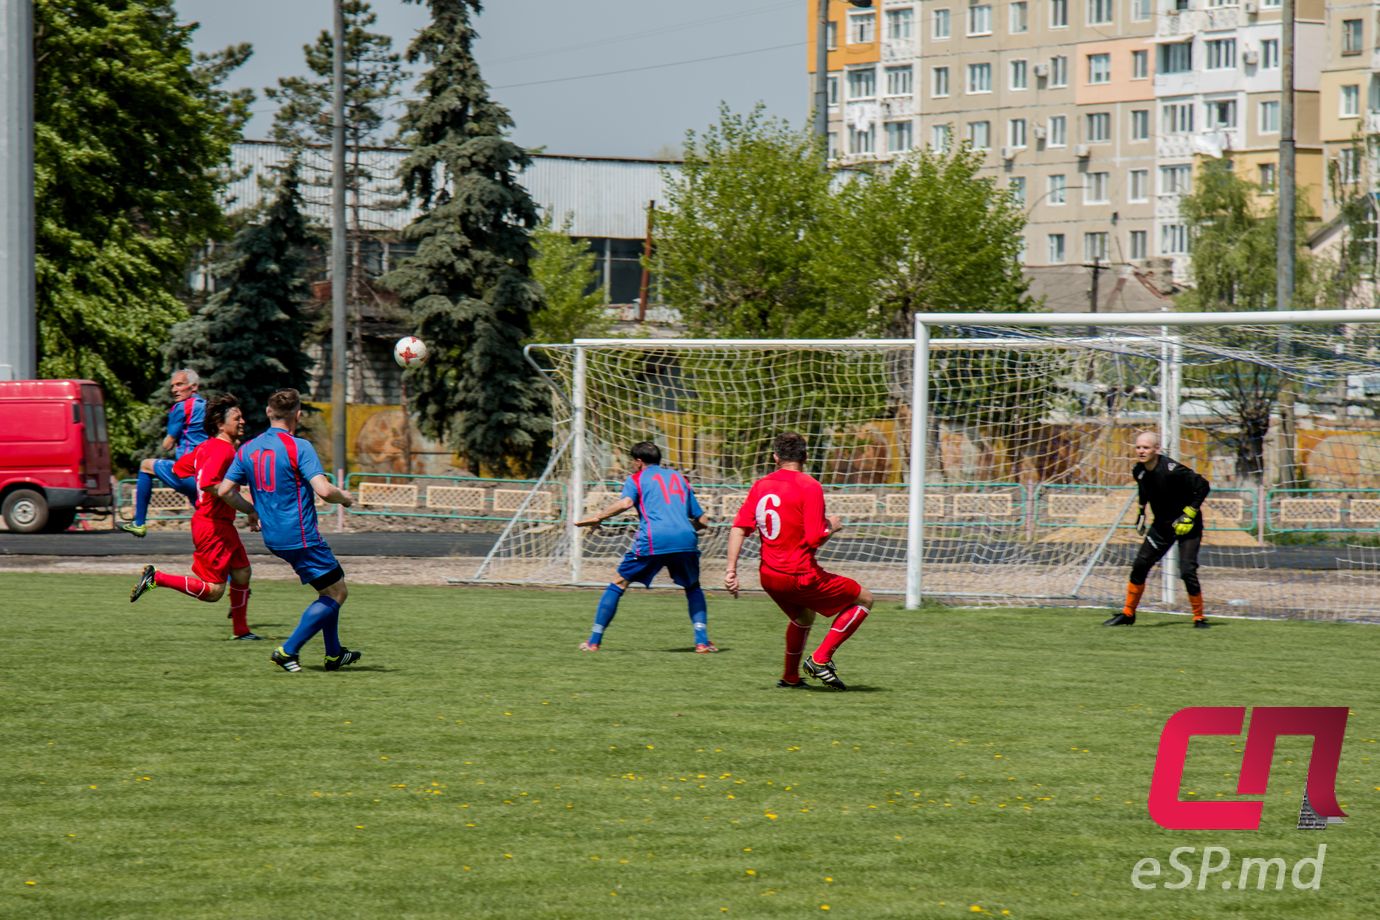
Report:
2,489,49,534
43,508,78,533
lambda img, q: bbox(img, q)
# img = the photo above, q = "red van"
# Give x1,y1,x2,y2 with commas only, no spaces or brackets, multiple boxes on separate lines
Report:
0,380,114,532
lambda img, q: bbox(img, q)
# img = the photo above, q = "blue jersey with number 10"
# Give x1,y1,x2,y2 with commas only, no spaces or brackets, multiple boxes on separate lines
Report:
225,428,327,551
621,464,704,556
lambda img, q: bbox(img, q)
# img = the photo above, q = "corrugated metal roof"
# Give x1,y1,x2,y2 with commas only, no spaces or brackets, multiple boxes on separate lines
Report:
227,140,677,239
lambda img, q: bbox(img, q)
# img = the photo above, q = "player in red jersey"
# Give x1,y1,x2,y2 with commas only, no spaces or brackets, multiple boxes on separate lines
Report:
725,432,874,691
128,395,260,639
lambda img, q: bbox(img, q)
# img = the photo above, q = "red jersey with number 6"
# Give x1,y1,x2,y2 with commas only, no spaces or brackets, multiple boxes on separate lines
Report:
732,469,832,575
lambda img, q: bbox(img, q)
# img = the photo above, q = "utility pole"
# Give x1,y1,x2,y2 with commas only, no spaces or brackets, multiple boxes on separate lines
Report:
0,0,35,381
1276,0,1299,487
813,0,874,164
331,0,348,520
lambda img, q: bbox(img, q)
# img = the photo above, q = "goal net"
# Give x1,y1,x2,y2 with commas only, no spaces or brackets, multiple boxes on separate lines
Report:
476,312,1380,622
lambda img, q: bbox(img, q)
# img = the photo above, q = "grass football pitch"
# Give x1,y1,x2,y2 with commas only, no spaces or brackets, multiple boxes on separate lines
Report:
1,572,1377,919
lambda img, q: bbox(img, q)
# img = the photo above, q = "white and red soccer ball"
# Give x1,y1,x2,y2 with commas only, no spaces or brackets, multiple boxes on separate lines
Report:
394,336,429,369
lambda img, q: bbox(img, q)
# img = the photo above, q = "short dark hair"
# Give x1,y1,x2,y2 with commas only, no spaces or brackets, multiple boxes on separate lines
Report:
773,432,807,463
630,441,661,465
205,394,240,436
267,388,302,420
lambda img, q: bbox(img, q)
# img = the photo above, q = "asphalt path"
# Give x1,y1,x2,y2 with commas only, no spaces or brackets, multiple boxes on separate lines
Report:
0,530,499,558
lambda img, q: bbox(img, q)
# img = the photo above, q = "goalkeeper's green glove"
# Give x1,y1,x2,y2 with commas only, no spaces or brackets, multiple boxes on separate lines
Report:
1173,506,1198,536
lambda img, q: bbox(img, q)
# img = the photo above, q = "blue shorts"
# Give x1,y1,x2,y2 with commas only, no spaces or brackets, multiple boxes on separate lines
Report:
272,542,344,588
152,458,198,502
617,551,700,589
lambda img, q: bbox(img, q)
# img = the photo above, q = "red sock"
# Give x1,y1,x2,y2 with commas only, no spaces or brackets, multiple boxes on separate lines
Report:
229,584,251,635
812,605,869,664
782,619,812,683
154,571,212,601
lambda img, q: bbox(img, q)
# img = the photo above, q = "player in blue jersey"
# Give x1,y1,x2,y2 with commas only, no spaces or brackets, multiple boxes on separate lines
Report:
574,441,715,653
121,368,208,537
215,389,361,674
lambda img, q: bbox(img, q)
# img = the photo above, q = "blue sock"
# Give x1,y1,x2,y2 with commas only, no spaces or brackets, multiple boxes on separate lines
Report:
588,584,624,645
321,608,343,657
133,472,153,526
686,586,709,645
284,596,341,656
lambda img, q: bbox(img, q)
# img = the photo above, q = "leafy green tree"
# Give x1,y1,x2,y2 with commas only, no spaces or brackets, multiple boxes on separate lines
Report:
656,105,836,338
165,160,315,417
529,214,611,344
384,0,549,476
33,0,246,462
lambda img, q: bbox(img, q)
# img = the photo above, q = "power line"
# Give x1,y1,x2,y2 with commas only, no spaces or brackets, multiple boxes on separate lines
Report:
493,42,803,91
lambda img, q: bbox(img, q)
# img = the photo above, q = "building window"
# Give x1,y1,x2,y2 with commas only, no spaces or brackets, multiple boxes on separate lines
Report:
1132,0,1152,21
933,8,951,39
1160,164,1193,195
968,62,992,93
1131,109,1149,140
1085,232,1109,261
1161,223,1189,255
1049,115,1067,146
1343,19,1363,54
1010,176,1027,205
1086,112,1110,142
1051,0,1069,27
885,8,914,40
827,75,840,107
1130,230,1148,259
967,120,991,149
931,124,952,152
1205,39,1236,70
885,120,914,152
849,124,876,154
1337,148,1360,184
1160,42,1191,74
1009,118,1027,147
825,21,838,50
968,3,992,34
1371,74,1380,113
1048,174,1067,205
1261,38,1279,69
1085,172,1110,203
1261,0,1280,6
848,10,876,44
1048,56,1070,87
1129,168,1148,202
1048,233,1067,263
1011,59,1028,90
1205,98,1236,129
1088,0,1113,24
1258,99,1279,133
1132,49,1148,79
932,66,950,97
886,65,914,96
1010,1,1029,32
1258,162,1277,193
1342,84,1360,117
1088,53,1111,84
847,68,876,100
1162,101,1194,134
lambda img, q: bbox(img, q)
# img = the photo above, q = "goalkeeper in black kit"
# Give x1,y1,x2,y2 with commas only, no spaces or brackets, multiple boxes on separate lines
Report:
1103,430,1212,629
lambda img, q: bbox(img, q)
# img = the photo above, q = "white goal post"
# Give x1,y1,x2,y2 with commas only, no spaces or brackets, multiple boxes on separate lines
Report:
475,309,1380,622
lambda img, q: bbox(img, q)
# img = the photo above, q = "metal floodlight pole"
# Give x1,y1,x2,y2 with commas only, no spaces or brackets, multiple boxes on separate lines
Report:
1277,0,1296,314
0,0,36,381
331,0,348,522
813,0,829,158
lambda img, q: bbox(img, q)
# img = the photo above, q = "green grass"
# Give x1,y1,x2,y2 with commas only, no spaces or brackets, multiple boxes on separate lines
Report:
1,573,1377,919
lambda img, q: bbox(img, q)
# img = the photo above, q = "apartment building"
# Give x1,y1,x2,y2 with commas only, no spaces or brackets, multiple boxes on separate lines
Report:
808,0,1329,286
1318,0,1378,221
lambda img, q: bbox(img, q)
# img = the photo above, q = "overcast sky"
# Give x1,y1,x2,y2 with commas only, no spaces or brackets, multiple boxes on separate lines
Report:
173,0,806,158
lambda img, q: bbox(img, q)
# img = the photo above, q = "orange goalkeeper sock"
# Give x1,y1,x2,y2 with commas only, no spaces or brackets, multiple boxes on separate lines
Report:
1123,582,1145,618
1189,592,1204,620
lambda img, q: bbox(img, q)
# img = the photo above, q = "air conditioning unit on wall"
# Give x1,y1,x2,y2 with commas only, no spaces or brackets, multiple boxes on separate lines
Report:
1033,124,1048,139
1033,62,1050,77
1075,143,1091,157
1001,146,1015,159
1243,48,1259,64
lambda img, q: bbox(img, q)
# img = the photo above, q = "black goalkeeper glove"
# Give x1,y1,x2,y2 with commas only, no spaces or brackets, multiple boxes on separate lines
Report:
1136,506,1147,537
1172,506,1198,536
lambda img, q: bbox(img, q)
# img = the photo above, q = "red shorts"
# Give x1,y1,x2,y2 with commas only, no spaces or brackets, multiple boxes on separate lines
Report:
190,516,250,584
758,564,861,619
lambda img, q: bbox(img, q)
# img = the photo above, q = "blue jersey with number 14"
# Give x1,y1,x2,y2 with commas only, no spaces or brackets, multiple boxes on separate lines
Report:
224,428,327,551
621,464,704,556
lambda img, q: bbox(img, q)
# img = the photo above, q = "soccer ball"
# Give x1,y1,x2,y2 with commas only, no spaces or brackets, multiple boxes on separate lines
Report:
394,336,429,369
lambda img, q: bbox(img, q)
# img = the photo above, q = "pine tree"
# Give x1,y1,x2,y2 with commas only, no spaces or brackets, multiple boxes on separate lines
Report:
385,0,550,475
166,161,315,417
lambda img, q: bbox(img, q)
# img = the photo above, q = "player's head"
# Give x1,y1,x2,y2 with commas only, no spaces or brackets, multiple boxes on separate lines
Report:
205,394,243,439
267,389,303,428
170,368,200,399
772,432,808,466
1134,430,1161,463
629,441,661,467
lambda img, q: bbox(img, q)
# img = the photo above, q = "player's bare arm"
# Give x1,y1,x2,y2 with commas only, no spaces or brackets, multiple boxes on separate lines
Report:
310,474,354,507
215,480,256,517
724,525,753,598
575,496,635,528
818,514,845,545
